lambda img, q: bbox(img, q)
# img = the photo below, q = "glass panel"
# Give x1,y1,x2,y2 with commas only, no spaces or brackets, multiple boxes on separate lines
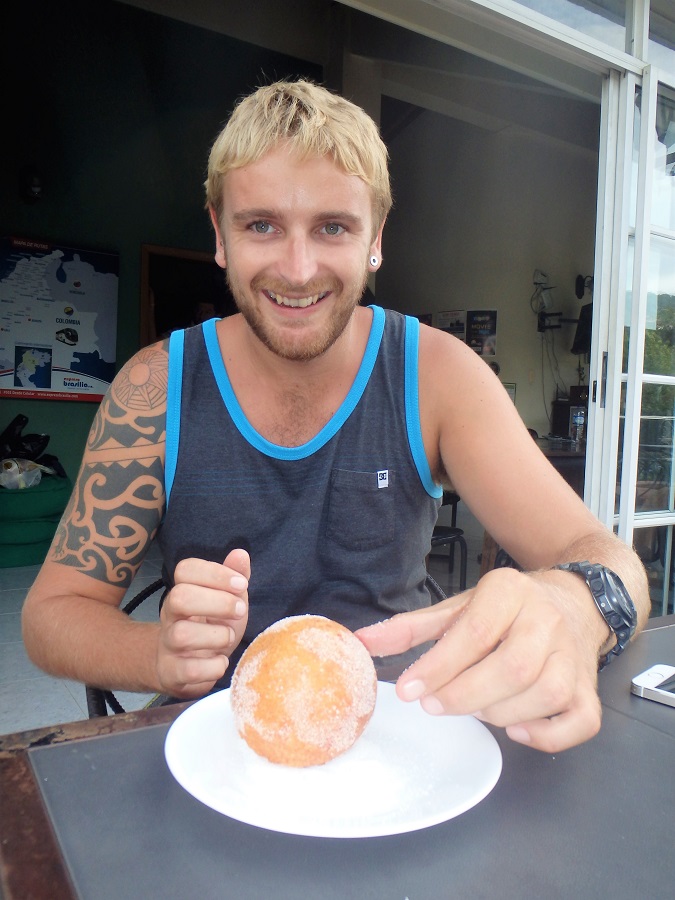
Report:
643,236,675,375
635,522,675,616
649,1,675,78
511,0,626,51
636,383,675,513
622,235,635,373
651,87,675,230
615,380,627,516
629,87,641,232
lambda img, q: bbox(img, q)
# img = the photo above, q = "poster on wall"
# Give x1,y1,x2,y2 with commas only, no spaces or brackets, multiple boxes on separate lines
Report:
0,236,119,402
467,310,497,356
433,309,466,340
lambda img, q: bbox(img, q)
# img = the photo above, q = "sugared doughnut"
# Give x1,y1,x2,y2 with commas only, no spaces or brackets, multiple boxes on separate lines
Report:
230,615,377,767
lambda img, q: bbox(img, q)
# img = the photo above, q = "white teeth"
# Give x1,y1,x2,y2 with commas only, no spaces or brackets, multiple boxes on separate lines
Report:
268,291,327,308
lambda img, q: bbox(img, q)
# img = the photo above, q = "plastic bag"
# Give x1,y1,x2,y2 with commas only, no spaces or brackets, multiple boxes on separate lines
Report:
0,458,44,489
0,414,49,461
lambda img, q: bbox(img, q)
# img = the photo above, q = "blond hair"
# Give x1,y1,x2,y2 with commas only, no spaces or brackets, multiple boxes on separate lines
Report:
205,80,392,236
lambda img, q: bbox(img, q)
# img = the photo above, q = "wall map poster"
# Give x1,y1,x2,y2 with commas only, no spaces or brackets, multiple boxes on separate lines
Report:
0,236,118,401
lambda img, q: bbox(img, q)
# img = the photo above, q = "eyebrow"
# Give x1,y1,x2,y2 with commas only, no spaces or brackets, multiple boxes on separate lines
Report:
231,209,277,224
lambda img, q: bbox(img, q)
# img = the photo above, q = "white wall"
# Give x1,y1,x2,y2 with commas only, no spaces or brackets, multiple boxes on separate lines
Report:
377,109,599,436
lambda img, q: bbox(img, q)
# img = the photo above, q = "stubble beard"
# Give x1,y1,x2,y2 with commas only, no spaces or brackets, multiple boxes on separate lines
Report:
226,269,369,362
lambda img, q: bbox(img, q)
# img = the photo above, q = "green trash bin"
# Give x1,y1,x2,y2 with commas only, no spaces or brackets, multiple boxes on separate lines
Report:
0,476,73,567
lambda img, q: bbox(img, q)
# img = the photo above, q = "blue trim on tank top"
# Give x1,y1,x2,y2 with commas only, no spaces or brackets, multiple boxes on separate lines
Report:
201,307,386,460
165,328,185,504
167,308,442,498
403,315,443,499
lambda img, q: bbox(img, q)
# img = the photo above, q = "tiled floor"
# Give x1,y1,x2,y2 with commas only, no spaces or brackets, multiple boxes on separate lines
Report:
0,506,484,738
0,541,166,736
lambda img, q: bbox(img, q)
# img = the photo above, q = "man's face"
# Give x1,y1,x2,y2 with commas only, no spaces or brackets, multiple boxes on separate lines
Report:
212,145,383,361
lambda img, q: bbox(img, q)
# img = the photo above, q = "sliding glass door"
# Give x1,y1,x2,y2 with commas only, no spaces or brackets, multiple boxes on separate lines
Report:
591,68,675,616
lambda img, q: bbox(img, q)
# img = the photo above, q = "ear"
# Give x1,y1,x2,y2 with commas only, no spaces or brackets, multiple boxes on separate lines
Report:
209,207,227,269
368,219,385,271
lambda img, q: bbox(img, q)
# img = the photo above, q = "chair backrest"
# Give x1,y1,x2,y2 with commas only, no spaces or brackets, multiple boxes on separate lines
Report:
85,578,167,717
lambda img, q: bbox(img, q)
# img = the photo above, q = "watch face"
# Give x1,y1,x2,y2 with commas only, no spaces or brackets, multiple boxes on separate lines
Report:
558,562,637,639
603,569,637,630
605,570,619,594
605,569,626,600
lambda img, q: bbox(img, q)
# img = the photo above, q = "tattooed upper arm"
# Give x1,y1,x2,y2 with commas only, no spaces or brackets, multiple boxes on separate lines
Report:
51,342,170,587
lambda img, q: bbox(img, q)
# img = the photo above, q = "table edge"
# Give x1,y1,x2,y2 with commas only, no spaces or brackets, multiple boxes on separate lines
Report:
0,704,190,900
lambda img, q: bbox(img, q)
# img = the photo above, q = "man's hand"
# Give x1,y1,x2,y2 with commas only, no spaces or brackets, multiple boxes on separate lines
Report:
157,548,250,698
356,567,604,753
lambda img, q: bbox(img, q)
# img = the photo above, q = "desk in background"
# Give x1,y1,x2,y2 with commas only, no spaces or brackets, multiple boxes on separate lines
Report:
1,620,675,899
479,439,586,574
537,437,585,497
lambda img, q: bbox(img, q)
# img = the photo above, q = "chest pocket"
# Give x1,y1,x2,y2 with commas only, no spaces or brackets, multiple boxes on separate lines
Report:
326,468,395,551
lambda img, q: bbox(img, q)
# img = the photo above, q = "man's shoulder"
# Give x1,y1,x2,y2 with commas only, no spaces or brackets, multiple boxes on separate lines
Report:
117,339,170,378
104,339,170,426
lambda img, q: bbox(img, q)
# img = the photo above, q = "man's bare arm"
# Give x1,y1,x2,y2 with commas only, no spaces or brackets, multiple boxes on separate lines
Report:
21,343,170,690
51,342,169,584
358,326,649,753
23,342,250,697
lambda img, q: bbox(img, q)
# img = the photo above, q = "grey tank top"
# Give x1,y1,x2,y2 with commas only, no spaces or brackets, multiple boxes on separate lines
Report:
159,305,443,684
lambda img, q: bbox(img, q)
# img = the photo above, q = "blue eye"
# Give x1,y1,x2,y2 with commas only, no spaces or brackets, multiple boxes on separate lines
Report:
322,223,345,236
252,221,273,234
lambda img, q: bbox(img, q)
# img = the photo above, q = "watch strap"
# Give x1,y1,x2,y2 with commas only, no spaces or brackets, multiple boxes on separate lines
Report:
555,561,637,670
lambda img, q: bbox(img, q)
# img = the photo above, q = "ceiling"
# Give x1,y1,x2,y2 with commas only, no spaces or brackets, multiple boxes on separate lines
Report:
118,0,602,154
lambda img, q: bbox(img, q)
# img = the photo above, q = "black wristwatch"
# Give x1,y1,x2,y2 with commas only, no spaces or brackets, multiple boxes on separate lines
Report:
555,561,638,670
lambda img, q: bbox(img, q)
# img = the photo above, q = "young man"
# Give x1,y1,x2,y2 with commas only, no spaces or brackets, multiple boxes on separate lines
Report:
23,80,649,752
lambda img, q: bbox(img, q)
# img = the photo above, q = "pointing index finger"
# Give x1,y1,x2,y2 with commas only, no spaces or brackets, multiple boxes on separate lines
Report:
355,594,469,658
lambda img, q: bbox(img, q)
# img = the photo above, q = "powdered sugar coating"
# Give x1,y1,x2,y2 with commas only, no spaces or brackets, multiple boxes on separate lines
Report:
230,615,377,767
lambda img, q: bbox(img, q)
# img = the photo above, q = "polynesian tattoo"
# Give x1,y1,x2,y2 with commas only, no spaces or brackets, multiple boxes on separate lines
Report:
52,343,169,587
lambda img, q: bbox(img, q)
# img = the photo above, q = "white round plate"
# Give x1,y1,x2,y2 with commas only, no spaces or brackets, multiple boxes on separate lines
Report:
164,682,502,838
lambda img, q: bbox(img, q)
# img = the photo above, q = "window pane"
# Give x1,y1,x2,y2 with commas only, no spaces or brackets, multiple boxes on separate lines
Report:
615,381,627,516
643,237,675,376
651,88,675,230
634,522,675,616
650,1,675,78
622,235,635,373
511,0,626,51
629,87,641,232
636,383,675,512
614,385,675,520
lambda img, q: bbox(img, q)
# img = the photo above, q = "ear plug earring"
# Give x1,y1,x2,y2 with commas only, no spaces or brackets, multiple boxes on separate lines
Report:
370,255,378,267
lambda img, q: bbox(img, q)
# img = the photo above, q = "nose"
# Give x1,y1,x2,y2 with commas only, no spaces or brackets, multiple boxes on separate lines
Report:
278,231,319,287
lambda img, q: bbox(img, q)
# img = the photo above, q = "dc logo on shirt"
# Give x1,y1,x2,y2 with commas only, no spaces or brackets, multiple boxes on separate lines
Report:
377,470,389,489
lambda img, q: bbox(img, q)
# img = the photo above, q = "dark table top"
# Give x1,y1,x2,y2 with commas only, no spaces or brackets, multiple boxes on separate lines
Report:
536,438,586,458
2,618,675,900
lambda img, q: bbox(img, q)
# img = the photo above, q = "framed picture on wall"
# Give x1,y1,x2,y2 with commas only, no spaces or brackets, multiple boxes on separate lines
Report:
0,235,119,402
139,244,237,347
467,310,497,356
433,309,466,340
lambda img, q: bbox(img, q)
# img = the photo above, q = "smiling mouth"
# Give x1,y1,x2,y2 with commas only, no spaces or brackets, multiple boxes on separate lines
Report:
267,290,329,308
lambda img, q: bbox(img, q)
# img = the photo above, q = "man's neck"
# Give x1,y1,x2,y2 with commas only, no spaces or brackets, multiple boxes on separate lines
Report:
215,307,372,446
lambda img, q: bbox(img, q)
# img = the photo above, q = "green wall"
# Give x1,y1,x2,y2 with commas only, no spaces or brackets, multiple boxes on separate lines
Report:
1,0,320,479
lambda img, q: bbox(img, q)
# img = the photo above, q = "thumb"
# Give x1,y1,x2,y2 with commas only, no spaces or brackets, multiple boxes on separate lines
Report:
223,547,251,581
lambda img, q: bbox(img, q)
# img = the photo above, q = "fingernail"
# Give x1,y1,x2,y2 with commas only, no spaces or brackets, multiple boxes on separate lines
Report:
400,679,426,701
506,725,531,744
231,575,248,591
421,695,444,716
234,599,246,616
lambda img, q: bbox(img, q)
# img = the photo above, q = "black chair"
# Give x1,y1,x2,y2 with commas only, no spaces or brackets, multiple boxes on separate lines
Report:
441,490,460,572
85,578,168,718
429,525,468,592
